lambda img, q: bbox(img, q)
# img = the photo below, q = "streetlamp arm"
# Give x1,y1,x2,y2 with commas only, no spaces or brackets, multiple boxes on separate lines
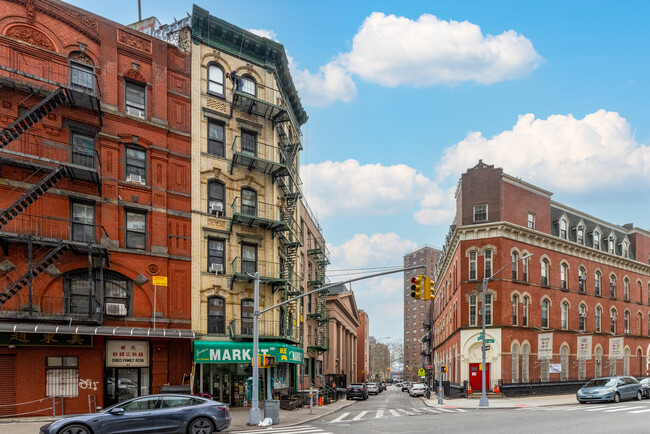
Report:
486,253,533,282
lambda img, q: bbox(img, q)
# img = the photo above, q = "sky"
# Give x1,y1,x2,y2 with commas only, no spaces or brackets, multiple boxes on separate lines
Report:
70,0,650,345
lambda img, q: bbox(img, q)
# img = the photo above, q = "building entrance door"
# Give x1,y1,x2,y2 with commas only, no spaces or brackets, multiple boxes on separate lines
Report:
468,363,490,391
104,367,150,407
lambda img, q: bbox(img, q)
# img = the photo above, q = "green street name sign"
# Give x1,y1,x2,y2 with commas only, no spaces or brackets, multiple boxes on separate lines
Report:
485,339,495,343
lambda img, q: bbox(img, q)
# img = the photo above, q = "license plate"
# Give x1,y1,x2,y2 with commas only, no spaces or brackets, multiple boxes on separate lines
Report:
586,395,593,398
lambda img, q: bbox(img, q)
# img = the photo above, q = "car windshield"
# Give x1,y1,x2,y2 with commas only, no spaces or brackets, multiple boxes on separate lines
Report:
584,378,616,388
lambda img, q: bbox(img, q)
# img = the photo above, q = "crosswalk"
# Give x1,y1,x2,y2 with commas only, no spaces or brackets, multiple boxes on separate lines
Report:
327,406,465,423
229,425,331,434
521,403,650,415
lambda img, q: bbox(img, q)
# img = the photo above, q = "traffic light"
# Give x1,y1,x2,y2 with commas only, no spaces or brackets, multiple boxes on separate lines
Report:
257,355,276,368
441,365,448,373
410,275,423,299
422,276,435,300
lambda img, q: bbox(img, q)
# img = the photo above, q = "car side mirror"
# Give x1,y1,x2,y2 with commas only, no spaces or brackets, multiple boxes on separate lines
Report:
109,407,125,415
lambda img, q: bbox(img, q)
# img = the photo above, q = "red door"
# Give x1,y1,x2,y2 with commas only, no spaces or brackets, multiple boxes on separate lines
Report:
469,363,490,391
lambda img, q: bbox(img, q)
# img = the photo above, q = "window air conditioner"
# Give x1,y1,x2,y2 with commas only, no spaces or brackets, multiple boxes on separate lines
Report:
209,263,223,273
579,313,587,318
209,202,224,216
105,303,127,316
127,174,144,184
126,106,145,119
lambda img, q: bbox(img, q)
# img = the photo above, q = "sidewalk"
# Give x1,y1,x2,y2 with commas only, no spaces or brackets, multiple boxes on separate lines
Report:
423,393,577,409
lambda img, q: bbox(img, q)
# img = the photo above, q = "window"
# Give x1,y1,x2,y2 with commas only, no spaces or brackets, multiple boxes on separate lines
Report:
241,130,257,156
522,296,529,327
207,181,225,216
241,299,254,335
512,252,519,280
70,130,95,167
608,236,615,254
541,259,549,286
512,344,519,383
578,267,586,293
624,311,630,334
595,347,602,377
240,75,256,96
512,294,519,326
610,309,617,334
560,346,569,381
522,255,529,282
207,63,224,97
69,61,94,91
104,271,131,316
610,275,617,299
207,296,225,334
46,356,79,398
484,249,492,278
71,201,94,243
65,269,132,318
469,251,477,280
561,301,569,329
125,81,146,119
541,299,549,328
522,343,530,382
241,244,257,274
559,219,567,239
469,295,477,326
125,210,147,250
624,278,630,301
207,119,225,157
485,293,492,325
125,147,146,182
207,238,224,272
579,304,587,331
527,213,535,230
119,396,159,412
622,240,629,258
577,225,584,245
595,271,602,296
595,306,602,333
241,188,257,216
473,204,487,222
560,263,568,289
593,230,600,249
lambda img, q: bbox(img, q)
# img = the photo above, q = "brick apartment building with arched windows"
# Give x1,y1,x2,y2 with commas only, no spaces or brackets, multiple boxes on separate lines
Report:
431,161,650,393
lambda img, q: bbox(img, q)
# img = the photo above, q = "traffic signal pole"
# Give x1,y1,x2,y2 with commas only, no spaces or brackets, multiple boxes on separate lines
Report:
247,265,425,425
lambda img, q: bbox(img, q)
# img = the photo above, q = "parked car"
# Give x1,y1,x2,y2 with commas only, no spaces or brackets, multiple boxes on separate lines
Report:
576,376,643,403
401,381,411,392
639,378,650,398
347,383,369,400
409,383,426,397
367,383,380,395
40,394,231,434
378,382,386,392
395,382,402,389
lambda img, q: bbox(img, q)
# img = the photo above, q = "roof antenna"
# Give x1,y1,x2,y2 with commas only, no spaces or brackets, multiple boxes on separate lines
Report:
138,0,142,21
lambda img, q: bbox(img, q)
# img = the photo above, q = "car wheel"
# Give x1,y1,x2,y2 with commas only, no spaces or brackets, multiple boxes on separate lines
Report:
578,400,586,404
614,392,621,403
188,417,214,434
636,391,643,401
59,424,91,434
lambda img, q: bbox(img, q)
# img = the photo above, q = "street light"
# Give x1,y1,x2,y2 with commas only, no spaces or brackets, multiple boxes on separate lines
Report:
479,253,533,408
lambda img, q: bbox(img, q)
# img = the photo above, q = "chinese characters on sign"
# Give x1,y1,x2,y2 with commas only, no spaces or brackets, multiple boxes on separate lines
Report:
0,332,92,347
106,340,149,367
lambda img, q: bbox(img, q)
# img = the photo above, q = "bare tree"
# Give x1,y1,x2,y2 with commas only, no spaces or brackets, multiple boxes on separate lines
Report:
389,339,404,372
370,342,391,380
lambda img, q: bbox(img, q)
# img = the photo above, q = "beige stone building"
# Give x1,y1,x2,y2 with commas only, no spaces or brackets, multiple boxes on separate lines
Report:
187,6,309,405
324,284,361,385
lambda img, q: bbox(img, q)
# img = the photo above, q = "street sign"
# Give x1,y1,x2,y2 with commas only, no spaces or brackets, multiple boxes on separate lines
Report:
477,335,483,341
418,368,426,376
482,345,491,351
152,276,168,286
485,339,495,343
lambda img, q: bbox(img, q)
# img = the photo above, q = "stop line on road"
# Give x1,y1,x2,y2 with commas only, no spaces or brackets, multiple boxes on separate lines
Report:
328,406,465,423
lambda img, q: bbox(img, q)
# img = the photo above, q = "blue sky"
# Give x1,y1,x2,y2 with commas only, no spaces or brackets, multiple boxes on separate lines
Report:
71,0,650,343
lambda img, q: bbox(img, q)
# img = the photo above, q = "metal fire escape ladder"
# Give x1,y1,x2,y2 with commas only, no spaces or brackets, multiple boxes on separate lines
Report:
0,167,66,230
0,88,67,148
0,243,69,305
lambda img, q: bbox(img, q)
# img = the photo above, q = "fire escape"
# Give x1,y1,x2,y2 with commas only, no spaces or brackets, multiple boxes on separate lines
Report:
307,236,330,353
0,47,107,322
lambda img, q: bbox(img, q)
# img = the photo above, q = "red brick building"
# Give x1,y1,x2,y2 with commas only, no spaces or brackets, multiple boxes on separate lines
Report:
432,161,650,392
0,0,192,415
356,310,369,382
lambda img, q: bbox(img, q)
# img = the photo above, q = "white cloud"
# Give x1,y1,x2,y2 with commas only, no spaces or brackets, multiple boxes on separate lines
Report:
301,159,454,225
342,12,542,87
329,233,417,269
437,110,650,192
291,61,357,107
247,28,278,42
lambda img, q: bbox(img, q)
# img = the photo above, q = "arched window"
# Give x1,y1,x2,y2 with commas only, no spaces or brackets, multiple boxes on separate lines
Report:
561,301,569,329
595,271,602,296
579,303,587,331
610,308,617,334
512,343,519,383
561,263,568,289
624,348,631,375
624,310,630,334
485,293,493,326
512,294,519,326
560,219,568,239
241,188,257,216
541,259,549,286
608,235,615,254
207,63,225,97
240,75,257,96
595,306,602,333
523,296,529,327
522,343,530,382
542,299,549,328
207,180,225,216
610,275,617,299
622,240,629,258
578,267,586,293
469,251,477,280
484,249,492,278
65,269,132,318
68,51,95,91
522,255,529,282
595,347,603,377
624,278,630,301
512,252,519,280
577,225,584,245
560,346,569,381
594,230,600,249
207,296,225,334
469,295,477,326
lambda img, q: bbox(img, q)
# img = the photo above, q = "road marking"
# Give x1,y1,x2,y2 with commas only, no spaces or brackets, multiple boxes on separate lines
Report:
603,406,644,412
375,409,384,418
585,405,620,411
330,412,350,423
230,426,325,433
436,407,456,412
352,411,368,420
628,408,650,414
422,407,440,413
389,409,402,417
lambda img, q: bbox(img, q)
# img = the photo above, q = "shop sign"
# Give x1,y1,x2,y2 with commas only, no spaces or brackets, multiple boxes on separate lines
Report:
194,341,304,364
106,340,149,367
0,332,92,347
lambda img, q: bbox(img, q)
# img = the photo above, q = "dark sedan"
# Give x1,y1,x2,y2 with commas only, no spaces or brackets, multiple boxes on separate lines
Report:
40,394,230,434
346,383,368,400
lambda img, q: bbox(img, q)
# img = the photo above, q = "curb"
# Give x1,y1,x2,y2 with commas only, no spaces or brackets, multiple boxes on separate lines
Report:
231,400,356,430
421,397,578,410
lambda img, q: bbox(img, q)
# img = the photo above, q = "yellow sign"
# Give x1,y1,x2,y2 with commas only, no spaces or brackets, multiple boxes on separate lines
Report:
152,276,168,286
418,368,426,376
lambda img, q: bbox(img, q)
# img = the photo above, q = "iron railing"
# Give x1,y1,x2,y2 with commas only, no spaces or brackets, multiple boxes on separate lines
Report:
0,294,102,322
231,135,285,165
0,212,108,245
229,318,300,342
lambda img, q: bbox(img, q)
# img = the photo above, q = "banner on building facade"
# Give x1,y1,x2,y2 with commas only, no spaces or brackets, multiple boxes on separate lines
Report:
609,337,624,360
549,363,562,373
538,333,553,360
577,335,592,360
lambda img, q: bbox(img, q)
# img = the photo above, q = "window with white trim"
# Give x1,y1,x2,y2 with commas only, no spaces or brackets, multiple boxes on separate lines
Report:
512,294,518,326
522,296,529,327
561,301,569,330
484,249,492,278
579,304,587,331
561,263,568,289
595,306,602,333
559,218,568,239
527,213,535,230
473,204,487,222
469,251,477,280
469,295,477,326
593,230,600,249
541,299,549,328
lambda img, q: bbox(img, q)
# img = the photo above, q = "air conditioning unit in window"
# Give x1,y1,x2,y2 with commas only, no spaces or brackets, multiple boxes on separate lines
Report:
209,263,223,274
579,313,587,318
105,303,127,316
209,202,224,216
126,106,145,119
127,174,144,184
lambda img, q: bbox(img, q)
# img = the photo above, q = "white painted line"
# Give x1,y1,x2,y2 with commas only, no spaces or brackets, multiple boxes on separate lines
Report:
389,409,402,417
454,408,466,412
585,405,621,411
375,409,385,418
397,408,415,415
230,428,321,434
330,412,350,423
352,411,369,421
603,406,644,412
628,408,650,414
422,407,440,413
436,408,455,412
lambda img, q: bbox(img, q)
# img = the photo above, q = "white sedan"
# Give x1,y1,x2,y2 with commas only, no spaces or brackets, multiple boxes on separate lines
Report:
367,383,380,395
409,383,426,397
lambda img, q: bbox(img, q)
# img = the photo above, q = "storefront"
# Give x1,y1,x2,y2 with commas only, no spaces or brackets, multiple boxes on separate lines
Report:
193,340,304,406
103,340,151,407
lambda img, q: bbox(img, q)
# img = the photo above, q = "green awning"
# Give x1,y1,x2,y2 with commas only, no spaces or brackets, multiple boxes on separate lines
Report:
194,340,304,364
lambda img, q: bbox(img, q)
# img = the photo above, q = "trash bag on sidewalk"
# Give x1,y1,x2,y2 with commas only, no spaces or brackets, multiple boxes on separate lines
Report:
258,417,273,427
